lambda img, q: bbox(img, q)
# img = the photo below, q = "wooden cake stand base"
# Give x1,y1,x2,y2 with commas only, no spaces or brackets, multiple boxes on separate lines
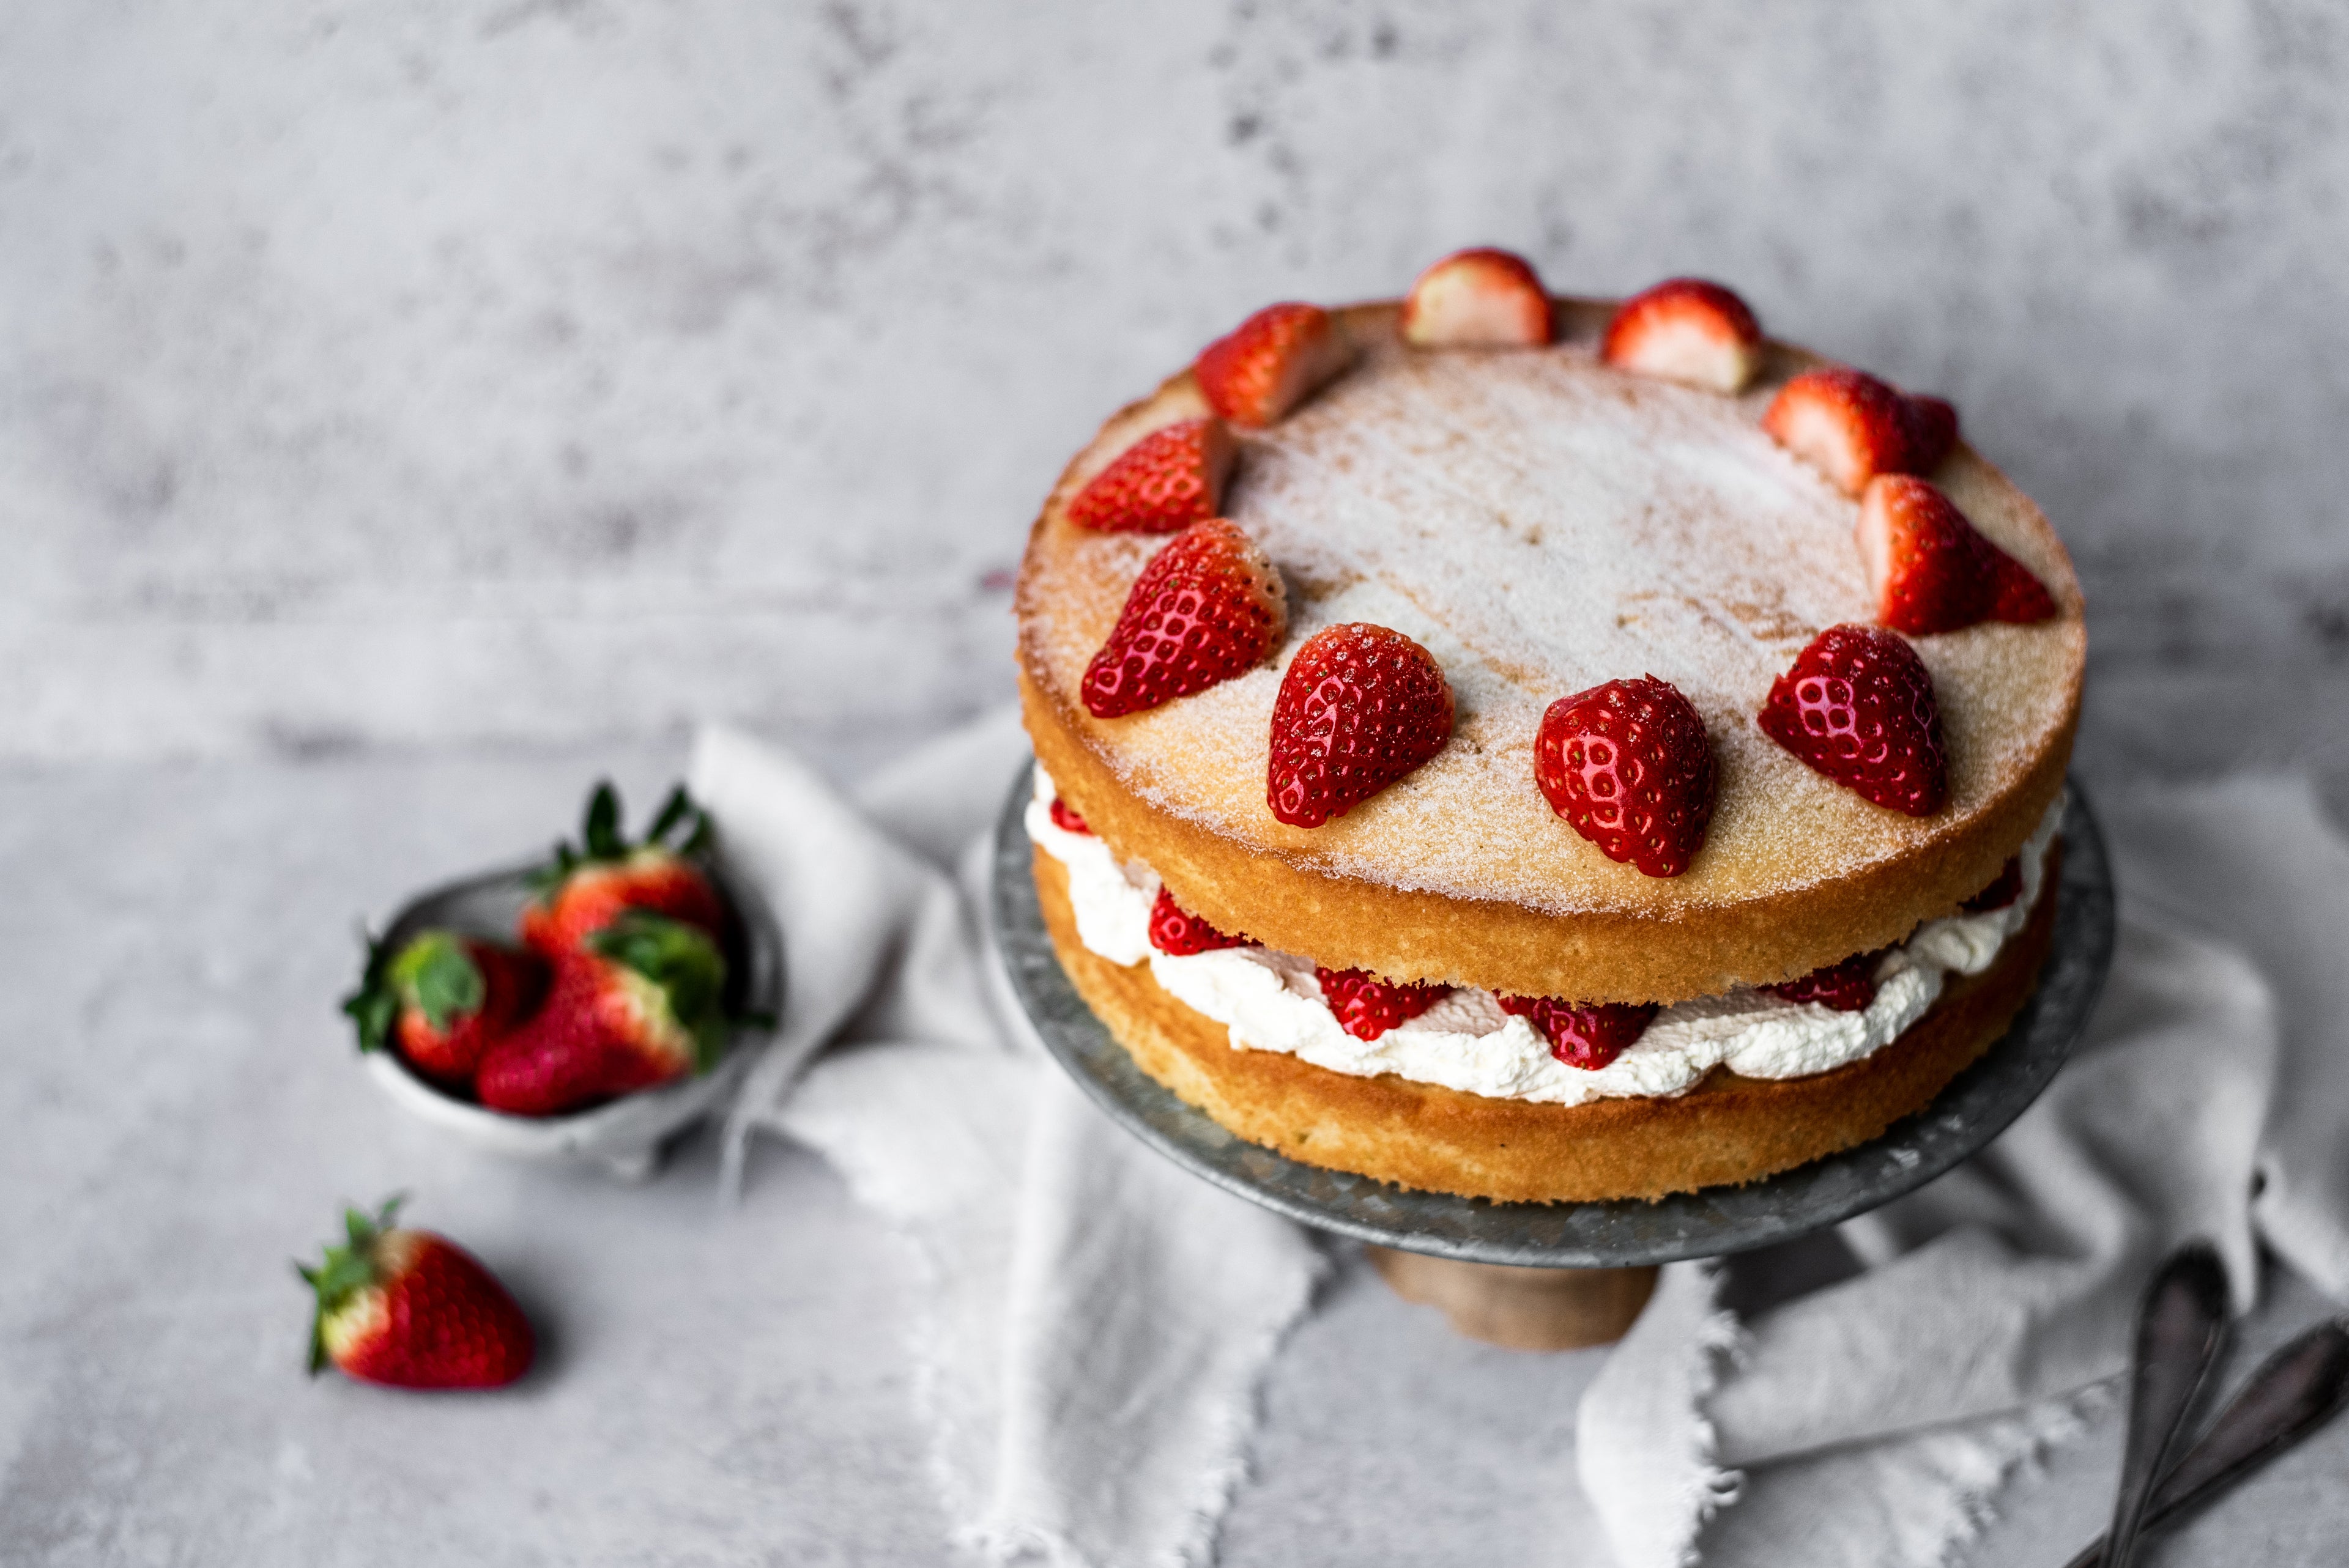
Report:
1365,1249,1658,1350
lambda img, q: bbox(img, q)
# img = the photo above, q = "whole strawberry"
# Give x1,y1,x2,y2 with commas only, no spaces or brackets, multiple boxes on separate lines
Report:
343,930,545,1090
299,1198,534,1389
1765,953,1879,1012
1267,623,1454,828
1066,418,1236,534
1757,624,1948,816
1317,966,1449,1041
1148,887,1252,956
1496,995,1658,1071
1081,517,1288,718
475,911,729,1117
521,782,725,956
1534,676,1716,878
1195,301,1355,428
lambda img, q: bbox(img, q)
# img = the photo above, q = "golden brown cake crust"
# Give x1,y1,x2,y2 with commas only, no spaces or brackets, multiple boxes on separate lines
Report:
1014,296,2083,1004
1033,841,2063,1204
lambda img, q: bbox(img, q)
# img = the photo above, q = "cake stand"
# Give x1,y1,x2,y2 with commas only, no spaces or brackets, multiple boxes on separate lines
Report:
990,767,2117,1347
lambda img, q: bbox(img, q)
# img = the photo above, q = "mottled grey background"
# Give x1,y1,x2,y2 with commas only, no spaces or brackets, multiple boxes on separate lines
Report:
9,4,2349,1565
8,0,2349,782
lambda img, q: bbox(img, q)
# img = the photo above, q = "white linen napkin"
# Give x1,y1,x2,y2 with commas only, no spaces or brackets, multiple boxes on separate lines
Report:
689,715,1324,1567
1579,775,2349,1568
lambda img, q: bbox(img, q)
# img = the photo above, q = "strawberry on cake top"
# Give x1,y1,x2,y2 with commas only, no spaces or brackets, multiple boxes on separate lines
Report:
1016,263,2081,1006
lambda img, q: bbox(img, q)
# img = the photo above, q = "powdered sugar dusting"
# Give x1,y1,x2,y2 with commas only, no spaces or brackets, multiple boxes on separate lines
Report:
1018,306,2084,917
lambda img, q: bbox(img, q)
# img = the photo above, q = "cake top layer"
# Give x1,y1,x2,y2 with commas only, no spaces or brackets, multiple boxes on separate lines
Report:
1017,300,2083,926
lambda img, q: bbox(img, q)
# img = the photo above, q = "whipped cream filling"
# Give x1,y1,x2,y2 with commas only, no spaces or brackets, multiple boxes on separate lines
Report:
1026,767,2060,1108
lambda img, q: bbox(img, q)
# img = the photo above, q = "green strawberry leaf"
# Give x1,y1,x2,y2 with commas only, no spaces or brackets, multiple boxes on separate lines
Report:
645,785,694,846
387,931,485,1032
300,1196,403,1376
588,912,729,1069
527,780,713,899
582,781,625,860
340,926,398,1054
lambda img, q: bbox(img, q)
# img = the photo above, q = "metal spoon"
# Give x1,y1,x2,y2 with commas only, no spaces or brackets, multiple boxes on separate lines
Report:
2064,1315,2349,1568
2102,1242,2231,1568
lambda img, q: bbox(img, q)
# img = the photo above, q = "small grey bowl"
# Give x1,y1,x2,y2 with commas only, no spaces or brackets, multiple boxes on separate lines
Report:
358,854,784,1181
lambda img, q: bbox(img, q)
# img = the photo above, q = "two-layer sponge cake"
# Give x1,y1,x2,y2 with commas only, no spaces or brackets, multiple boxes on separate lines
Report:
1014,255,2084,1202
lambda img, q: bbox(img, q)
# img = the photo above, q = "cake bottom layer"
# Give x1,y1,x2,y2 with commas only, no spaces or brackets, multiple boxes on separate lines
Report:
1032,844,2063,1204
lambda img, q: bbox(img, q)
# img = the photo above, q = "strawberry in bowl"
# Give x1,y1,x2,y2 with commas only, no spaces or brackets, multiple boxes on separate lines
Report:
344,780,780,1179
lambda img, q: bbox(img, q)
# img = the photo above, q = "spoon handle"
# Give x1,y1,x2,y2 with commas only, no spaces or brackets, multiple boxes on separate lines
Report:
2063,1317,2349,1568
2102,1242,2230,1568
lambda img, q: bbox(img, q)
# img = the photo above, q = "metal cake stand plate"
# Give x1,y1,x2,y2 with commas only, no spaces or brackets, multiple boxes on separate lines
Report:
992,766,2116,1276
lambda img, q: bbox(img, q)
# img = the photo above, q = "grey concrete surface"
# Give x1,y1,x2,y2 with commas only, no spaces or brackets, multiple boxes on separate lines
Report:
7,1,2349,1561
6,0,2349,787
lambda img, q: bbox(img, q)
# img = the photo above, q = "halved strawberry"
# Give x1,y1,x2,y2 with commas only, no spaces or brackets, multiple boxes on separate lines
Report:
1901,394,1959,472
1991,554,2058,624
343,930,546,1090
1316,966,1448,1041
1080,517,1288,718
1065,418,1238,533
1961,856,2024,912
1147,887,1252,956
1858,475,2057,635
1761,367,1913,495
1765,953,1879,1012
1194,302,1354,428
1757,624,1948,816
1495,994,1658,1071
522,782,725,956
1267,623,1454,828
299,1198,535,1389
1600,278,1764,393
1398,248,1554,348
1533,676,1716,878
1048,797,1093,835
475,912,729,1117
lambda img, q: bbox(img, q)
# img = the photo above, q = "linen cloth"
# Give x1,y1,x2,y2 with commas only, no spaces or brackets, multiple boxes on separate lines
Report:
691,700,2349,1567
688,714,1325,1567
1581,775,2349,1568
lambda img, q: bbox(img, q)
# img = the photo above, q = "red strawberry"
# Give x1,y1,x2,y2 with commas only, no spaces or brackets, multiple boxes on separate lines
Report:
1533,676,1717,878
1398,248,1554,348
1600,278,1764,393
1858,475,2056,635
1991,553,2058,624
1267,624,1453,827
299,1198,534,1389
1148,886,1252,956
1961,856,2024,912
476,912,729,1116
1495,994,1658,1071
1765,953,1879,1012
1048,796,1093,835
1066,418,1238,534
1761,367,1913,495
1081,517,1288,718
1317,966,1448,1041
522,782,725,956
343,930,545,1090
1901,394,1959,472
1195,302,1355,428
1757,624,1948,816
